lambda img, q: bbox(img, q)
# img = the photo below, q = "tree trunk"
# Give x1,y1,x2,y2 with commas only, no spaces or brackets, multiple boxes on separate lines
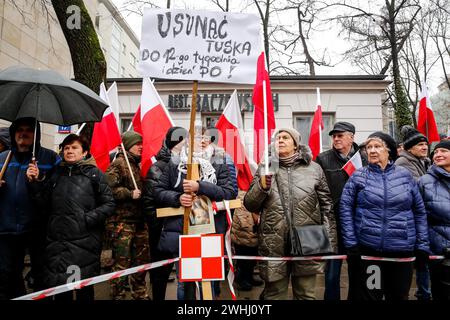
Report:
51,0,107,140
388,0,412,136
297,6,315,76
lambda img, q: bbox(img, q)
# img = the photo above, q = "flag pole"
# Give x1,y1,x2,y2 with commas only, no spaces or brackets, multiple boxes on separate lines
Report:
317,88,323,153
76,123,86,135
120,142,138,190
262,54,270,175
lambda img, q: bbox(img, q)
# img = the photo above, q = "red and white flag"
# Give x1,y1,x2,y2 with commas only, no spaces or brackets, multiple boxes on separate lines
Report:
179,234,225,282
90,83,122,172
417,83,440,143
342,151,363,176
252,52,276,164
216,90,256,191
309,88,324,160
134,78,174,177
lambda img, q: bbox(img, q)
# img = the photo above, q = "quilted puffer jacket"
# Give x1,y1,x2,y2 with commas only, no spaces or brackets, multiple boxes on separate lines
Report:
340,162,429,254
244,145,336,283
418,165,450,255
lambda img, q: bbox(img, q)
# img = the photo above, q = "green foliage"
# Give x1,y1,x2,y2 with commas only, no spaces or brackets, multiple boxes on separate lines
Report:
394,79,413,139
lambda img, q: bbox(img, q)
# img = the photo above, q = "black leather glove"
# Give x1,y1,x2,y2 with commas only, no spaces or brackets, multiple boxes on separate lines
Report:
443,248,450,260
415,249,429,271
346,246,361,263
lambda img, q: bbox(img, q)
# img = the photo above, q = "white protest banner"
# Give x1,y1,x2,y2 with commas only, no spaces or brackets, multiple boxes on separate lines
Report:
138,8,261,84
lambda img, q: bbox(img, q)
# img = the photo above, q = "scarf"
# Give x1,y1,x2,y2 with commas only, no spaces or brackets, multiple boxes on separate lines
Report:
279,152,300,167
174,144,217,188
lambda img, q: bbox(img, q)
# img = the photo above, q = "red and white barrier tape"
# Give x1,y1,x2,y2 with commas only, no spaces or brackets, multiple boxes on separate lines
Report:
13,257,178,300
230,255,444,262
13,208,446,302
224,200,237,300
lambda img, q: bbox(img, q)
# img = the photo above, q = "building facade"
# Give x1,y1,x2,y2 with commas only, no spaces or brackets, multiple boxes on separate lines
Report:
111,75,391,157
0,0,139,148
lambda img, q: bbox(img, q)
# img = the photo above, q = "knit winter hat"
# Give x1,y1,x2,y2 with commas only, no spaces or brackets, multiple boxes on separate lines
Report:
367,131,398,161
401,125,428,150
274,128,301,148
164,126,188,150
434,140,450,152
121,130,142,151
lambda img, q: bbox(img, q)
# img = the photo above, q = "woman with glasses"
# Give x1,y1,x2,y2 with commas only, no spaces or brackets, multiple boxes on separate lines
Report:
340,131,430,300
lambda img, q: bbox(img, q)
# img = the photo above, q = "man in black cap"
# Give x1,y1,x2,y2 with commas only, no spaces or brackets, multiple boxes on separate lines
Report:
395,126,432,301
316,121,367,300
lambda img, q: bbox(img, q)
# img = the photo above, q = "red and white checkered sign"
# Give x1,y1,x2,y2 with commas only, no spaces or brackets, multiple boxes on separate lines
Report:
179,234,225,282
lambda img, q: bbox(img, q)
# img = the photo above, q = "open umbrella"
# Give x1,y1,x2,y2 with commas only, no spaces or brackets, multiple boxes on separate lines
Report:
0,66,108,126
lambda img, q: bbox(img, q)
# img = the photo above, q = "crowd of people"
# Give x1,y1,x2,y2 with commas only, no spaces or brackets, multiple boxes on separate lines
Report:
0,116,449,301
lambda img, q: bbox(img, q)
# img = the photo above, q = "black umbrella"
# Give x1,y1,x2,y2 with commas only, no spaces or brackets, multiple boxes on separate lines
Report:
0,66,108,126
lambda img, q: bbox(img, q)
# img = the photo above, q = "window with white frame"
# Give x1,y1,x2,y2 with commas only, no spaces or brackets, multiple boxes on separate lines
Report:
130,53,136,68
294,113,335,151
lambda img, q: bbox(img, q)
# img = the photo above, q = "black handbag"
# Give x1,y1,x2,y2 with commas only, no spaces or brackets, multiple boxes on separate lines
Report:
276,176,332,256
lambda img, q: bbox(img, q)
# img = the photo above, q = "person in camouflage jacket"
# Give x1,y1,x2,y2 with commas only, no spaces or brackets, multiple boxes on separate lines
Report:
105,131,149,300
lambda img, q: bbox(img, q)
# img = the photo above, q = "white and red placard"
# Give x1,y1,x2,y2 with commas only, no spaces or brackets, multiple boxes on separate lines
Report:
138,8,261,84
179,234,224,282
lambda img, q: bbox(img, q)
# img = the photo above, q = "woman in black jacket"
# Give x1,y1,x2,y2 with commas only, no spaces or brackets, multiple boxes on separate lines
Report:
27,134,115,300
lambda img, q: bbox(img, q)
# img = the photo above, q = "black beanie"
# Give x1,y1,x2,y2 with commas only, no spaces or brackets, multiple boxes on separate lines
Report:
401,125,428,150
434,140,450,152
164,127,188,150
367,131,398,161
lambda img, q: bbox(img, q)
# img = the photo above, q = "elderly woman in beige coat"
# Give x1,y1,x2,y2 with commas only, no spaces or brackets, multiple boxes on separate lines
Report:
244,128,336,300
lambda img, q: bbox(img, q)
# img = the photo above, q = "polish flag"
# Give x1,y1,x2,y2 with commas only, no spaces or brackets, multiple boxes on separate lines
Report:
342,151,363,176
417,83,440,143
216,90,256,191
90,83,122,172
136,78,174,177
252,52,276,164
308,88,324,160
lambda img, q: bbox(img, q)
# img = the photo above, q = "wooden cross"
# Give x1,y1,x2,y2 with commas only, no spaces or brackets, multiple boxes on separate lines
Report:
156,80,241,300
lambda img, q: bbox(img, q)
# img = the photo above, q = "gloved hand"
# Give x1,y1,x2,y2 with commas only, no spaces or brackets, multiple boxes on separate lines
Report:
415,249,429,271
444,248,450,260
346,246,361,264
260,174,273,191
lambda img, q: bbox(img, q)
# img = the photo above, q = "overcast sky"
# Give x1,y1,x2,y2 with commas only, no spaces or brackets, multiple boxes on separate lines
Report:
111,0,443,93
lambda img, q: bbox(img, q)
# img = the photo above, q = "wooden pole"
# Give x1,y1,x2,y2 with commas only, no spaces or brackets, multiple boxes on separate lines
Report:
0,151,12,180
183,80,199,236
120,142,138,190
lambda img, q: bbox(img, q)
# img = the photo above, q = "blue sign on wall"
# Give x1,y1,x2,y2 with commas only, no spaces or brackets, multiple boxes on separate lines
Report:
58,126,71,133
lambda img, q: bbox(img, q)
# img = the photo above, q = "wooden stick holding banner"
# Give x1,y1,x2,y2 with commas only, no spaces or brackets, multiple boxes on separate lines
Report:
184,80,199,236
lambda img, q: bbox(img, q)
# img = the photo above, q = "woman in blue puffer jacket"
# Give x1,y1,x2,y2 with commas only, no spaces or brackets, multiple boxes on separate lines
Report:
418,140,450,300
340,131,430,301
